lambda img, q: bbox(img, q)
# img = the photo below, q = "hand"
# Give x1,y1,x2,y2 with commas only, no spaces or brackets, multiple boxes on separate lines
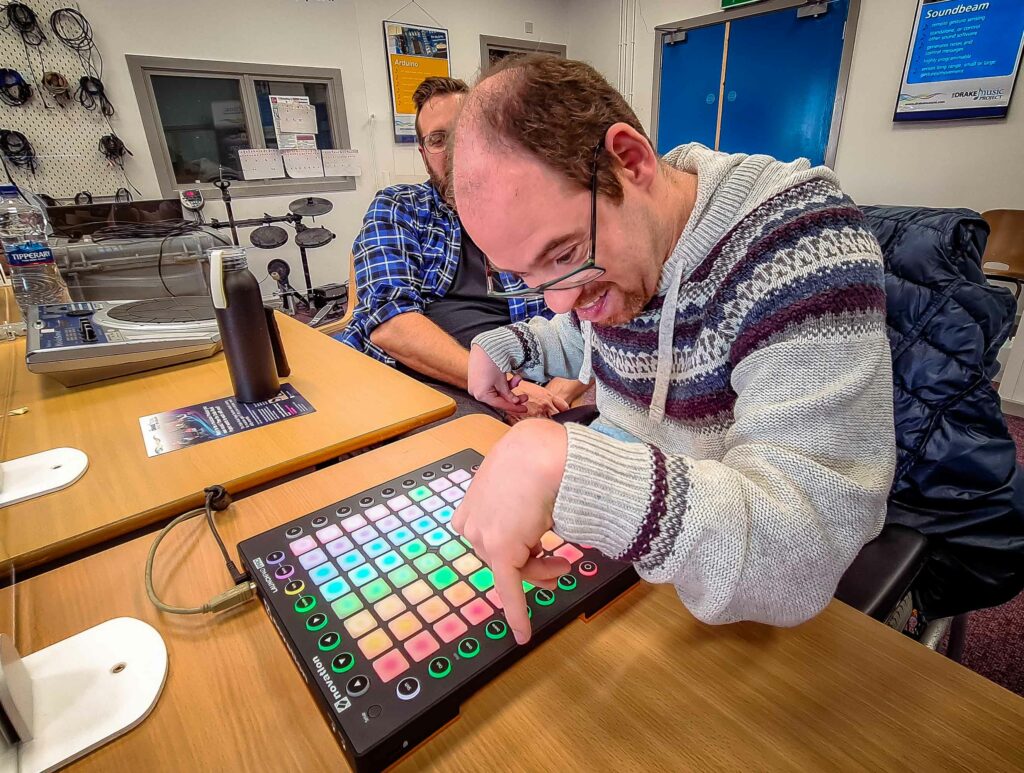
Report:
545,377,588,407
467,344,527,416
452,419,571,645
510,380,571,420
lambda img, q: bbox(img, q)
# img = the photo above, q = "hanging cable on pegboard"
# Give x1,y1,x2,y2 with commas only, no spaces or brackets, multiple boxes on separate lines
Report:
99,133,140,196
0,129,38,183
1,3,54,108
0,67,31,105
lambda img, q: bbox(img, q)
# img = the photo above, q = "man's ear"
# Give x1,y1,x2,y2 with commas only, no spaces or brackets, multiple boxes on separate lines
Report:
604,123,658,192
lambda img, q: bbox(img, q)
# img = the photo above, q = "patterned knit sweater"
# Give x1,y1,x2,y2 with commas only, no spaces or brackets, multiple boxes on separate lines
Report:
473,144,896,627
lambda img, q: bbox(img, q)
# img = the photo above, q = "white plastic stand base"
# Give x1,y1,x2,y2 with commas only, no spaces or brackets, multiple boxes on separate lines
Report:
17,618,168,773
0,448,88,508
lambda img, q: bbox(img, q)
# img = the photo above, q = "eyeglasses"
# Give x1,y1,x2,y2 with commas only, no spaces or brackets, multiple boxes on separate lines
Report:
485,137,607,299
418,130,447,154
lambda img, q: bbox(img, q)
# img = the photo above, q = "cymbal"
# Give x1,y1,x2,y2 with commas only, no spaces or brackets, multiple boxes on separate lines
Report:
295,227,335,249
288,196,333,217
249,225,289,249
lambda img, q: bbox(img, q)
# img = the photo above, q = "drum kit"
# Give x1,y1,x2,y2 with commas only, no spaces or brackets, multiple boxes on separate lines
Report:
208,179,342,322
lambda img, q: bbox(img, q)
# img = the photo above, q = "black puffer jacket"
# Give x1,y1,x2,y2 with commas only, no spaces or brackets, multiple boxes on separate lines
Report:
864,205,1024,619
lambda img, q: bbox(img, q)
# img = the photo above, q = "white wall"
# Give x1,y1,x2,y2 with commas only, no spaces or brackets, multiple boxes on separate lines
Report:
566,0,1024,212
79,0,570,291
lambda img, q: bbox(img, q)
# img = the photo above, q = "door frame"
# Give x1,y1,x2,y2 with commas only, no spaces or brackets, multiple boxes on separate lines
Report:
479,35,567,70
651,0,861,167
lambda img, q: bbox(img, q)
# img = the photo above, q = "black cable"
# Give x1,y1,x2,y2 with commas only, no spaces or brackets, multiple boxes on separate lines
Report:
2,3,46,47
77,75,113,116
99,134,141,196
0,129,36,174
49,7,101,79
73,190,92,204
0,68,31,106
114,186,131,202
202,485,248,584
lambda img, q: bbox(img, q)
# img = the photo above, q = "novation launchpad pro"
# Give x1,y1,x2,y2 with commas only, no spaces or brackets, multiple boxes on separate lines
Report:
238,449,638,771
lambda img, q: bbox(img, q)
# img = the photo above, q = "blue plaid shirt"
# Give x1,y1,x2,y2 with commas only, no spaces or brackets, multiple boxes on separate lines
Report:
338,182,550,365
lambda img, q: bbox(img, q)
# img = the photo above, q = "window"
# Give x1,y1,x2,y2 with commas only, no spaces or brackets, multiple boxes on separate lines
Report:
478,36,566,69
128,56,354,198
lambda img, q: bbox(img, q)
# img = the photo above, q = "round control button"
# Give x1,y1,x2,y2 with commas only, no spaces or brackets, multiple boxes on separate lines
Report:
336,505,352,516
402,479,416,488
266,550,285,565
557,574,577,591
422,470,435,480
534,589,555,607
311,515,329,528
381,487,396,497
359,496,373,506
396,677,421,700
579,561,598,577
285,526,303,539
274,564,295,581
485,620,508,640
284,579,305,596
346,674,370,697
295,595,317,613
367,704,383,719
428,656,451,679
318,631,342,652
457,637,480,659
471,464,480,472
441,462,454,471
306,612,328,632
331,652,355,674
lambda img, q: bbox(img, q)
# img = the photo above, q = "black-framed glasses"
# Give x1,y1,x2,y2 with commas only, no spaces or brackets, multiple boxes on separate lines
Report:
485,137,607,299
419,130,447,154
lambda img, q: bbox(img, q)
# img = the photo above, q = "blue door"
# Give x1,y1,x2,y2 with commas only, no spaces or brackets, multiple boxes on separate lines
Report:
655,24,725,154
654,1,850,165
718,0,850,165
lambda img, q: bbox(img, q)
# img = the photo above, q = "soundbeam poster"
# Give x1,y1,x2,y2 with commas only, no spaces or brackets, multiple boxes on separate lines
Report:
895,0,1024,121
383,21,451,143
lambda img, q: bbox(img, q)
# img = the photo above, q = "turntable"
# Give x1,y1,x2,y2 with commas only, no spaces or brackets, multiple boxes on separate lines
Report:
25,297,222,386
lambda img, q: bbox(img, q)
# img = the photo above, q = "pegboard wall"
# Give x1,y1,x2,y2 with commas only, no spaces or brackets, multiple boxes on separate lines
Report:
0,0,135,200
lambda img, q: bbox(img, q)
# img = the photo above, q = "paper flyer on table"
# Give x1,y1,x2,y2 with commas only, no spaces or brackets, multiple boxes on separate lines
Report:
139,384,315,457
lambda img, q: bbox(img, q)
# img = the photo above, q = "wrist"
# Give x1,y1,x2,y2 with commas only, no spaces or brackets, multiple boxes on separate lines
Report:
507,419,568,500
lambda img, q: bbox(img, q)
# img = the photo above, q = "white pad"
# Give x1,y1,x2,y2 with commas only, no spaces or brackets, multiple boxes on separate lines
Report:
0,448,88,508
18,618,168,773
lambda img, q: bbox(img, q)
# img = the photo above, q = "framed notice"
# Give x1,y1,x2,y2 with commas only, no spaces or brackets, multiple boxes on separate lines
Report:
382,21,451,143
894,0,1024,122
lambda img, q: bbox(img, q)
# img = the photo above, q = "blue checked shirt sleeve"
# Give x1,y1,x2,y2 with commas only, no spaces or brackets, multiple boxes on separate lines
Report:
338,191,427,364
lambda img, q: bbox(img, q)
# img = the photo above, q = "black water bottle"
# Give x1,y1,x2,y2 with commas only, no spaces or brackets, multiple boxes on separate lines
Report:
210,246,289,403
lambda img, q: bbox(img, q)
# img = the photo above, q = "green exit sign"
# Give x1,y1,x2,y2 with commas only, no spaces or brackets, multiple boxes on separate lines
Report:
722,0,764,7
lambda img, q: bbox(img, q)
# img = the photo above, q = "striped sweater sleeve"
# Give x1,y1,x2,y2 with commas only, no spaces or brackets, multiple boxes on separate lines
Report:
552,238,895,627
472,312,586,384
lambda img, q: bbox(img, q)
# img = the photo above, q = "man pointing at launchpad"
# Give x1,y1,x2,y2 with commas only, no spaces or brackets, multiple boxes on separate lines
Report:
450,55,896,645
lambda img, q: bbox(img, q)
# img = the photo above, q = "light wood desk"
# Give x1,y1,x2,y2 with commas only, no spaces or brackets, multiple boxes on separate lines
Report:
0,310,453,572
11,416,1024,771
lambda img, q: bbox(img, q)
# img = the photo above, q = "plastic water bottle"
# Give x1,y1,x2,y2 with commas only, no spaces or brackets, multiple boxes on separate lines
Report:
0,185,71,318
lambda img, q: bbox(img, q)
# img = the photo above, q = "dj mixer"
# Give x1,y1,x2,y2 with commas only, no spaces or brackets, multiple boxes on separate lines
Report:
237,449,638,772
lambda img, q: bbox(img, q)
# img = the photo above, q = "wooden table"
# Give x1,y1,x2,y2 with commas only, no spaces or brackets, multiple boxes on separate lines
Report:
9,415,1023,771
0,310,453,572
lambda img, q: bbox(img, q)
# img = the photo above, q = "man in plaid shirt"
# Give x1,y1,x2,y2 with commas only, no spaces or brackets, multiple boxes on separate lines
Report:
337,77,588,419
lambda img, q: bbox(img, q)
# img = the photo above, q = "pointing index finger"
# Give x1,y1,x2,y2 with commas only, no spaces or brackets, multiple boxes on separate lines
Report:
492,561,531,645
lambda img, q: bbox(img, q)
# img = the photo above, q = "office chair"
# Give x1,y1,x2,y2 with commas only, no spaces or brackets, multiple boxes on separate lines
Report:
981,209,1024,299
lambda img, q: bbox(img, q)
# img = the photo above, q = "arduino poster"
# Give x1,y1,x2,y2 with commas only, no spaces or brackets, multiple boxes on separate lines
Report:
382,20,451,143
895,0,1024,121
139,383,315,457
